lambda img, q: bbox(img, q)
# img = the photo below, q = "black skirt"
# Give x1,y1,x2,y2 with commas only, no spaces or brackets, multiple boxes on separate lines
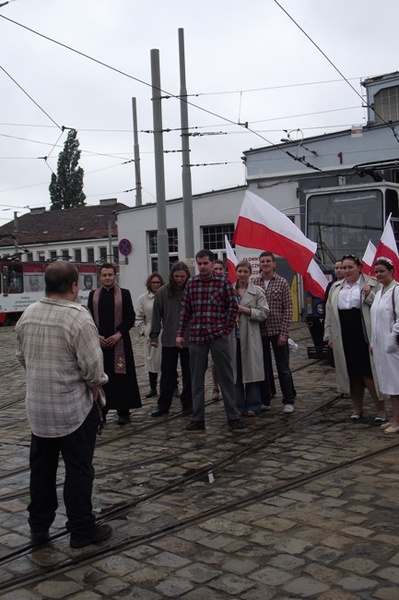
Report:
338,308,372,378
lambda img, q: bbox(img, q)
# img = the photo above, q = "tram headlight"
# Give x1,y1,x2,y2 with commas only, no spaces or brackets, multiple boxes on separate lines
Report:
315,302,325,316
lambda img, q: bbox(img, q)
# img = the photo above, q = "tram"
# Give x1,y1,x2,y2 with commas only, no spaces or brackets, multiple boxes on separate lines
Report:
304,181,399,355
0,260,98,325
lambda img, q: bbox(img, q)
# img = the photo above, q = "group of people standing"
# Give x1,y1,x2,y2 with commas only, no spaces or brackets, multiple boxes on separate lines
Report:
135,249,297,428
324,254,399,434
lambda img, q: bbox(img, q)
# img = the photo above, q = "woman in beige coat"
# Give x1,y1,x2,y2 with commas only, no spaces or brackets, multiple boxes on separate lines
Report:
230,260,269,415
135,273,164,397
324,254,387,422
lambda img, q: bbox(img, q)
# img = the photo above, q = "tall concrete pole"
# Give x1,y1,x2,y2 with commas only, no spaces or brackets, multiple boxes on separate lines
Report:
13,211,19,256
151,49,169,279
131,97,142,207
178,28,195,274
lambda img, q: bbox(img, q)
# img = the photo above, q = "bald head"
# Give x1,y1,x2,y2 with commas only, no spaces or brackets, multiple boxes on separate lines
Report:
45,262,79,296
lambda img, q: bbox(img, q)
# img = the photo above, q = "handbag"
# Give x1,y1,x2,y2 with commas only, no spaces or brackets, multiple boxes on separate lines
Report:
391,284,399,345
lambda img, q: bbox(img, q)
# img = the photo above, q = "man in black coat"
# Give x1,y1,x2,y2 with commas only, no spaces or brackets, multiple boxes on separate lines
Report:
88,263,141,424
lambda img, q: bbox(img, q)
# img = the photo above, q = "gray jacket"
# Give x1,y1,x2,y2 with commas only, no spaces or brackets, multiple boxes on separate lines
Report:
150,283,189,347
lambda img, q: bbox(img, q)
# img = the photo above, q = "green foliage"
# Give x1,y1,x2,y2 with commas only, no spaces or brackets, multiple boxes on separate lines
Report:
49,129,86,210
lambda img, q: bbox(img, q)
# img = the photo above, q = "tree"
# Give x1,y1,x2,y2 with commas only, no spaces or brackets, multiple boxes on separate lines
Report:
49,129,86,210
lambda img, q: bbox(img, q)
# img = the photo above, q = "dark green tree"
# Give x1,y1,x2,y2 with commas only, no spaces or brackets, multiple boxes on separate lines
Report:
49,129,86,210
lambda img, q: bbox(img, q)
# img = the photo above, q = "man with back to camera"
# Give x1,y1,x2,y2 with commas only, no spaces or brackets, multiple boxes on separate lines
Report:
253,251,295,413
15,261,112,548
88,263,142,425
176,249,245,431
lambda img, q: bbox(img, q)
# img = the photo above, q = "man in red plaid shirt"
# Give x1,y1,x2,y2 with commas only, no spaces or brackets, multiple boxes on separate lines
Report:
176,249,245,431
253,251,295,414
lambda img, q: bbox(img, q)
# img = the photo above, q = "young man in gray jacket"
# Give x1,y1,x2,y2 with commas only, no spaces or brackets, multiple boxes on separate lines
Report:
149,262,193,417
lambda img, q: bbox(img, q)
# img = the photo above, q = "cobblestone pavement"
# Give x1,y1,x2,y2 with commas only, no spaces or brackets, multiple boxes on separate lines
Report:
1,323,399,599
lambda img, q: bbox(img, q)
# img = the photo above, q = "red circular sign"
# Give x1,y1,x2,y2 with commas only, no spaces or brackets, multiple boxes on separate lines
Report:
118,238,132,256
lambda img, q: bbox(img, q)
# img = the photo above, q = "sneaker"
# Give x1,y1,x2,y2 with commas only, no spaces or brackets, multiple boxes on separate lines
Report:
261,404,271,411
283,404,294,414
228,419,246,430
70,524,113,549
151,408,169,418
186,420,205,431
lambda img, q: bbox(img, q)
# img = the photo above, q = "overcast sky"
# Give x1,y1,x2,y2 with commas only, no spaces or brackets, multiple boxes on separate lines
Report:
1,0,399,222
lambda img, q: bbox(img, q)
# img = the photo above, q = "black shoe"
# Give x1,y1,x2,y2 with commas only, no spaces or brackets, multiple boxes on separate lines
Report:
228,419,246,430
117,415,130,425
181,408,193,416
186,420,205,431
151,408,169,417
31,530,50,544
145,389,158,398
70,524,113,549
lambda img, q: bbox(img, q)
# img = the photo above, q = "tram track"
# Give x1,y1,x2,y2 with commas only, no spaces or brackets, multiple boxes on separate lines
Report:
1,423,398,592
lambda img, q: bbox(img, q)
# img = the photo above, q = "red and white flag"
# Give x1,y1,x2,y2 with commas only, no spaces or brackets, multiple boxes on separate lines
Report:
224,235,238,284
361,240,377,276
373,214,399,276
303,259,329,299
233,190,316,275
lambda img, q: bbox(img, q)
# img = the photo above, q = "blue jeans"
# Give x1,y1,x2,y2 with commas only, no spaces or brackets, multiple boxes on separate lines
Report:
260,335,294,405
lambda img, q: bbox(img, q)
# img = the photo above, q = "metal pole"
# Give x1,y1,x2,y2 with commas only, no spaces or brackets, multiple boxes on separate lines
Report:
108,219,113,262
151,49,169,279
178,28,195,274
132,97,142,207
13,211,18,256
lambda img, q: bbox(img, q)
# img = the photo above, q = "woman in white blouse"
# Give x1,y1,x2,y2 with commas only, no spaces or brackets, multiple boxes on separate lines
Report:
370,257,399,434
324,254,386,422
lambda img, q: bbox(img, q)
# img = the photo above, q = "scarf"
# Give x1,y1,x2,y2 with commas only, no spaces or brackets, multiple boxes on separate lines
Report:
92,285,126,374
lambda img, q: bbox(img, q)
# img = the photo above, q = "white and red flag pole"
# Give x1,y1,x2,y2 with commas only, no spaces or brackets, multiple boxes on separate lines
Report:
373,214,399,276
224,235,238,284
361,240,377,276
233,190,316,275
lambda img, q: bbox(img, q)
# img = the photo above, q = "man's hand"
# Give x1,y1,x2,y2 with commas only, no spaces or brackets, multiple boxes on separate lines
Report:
277,334,287,346
176,336,184,348
99,335,108,348
105,332,122,347
151,341,159,348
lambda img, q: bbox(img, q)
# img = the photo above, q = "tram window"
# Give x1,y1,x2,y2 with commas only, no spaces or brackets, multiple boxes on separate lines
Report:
386,189,399,219
2,265,23,294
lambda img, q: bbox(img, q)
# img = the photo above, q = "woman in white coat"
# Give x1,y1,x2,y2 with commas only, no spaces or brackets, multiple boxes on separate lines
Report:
370,257,399,434
135,273,164,397
324,254,386,422
230,260,269,416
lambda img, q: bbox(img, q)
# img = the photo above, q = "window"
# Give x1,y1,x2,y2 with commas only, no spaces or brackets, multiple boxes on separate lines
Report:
87,248,94,262
202,224,235,256
99,247,107,261
49,250,57,261
113,246,119,264
374,85,399,124
26,252,33,262
148,228,178,271
61,249,69,260
74,249,82,263
37,251,45,261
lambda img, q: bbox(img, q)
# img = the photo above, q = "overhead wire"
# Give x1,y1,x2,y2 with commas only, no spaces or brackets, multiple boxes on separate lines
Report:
273,0,399,144
0,12,324,171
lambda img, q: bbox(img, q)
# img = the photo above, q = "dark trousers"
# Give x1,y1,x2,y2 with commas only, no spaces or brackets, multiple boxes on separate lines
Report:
28,405,98,536
190,336,238,422
235,339,262,413
158,347,192,411
260,335,294,405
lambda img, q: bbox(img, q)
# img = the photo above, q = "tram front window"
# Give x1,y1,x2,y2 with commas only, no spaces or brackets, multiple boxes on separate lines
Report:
2,265,23,294
307,190,383,268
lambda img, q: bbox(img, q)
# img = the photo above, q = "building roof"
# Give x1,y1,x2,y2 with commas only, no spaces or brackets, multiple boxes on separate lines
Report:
0,201,130,248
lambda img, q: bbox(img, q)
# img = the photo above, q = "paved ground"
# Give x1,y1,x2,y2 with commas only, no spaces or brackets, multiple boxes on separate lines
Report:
1,323,399,599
